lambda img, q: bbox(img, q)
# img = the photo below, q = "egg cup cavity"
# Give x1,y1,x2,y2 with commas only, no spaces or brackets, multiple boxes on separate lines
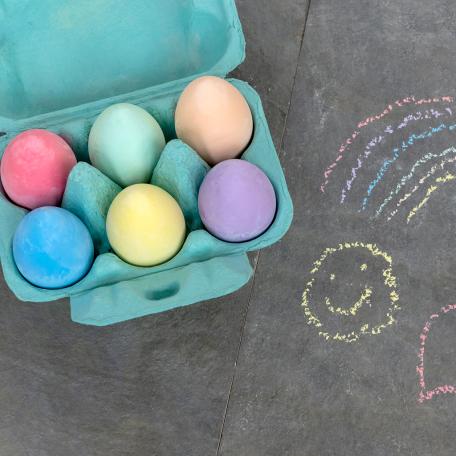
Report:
151,140,209,232
0,79,293,320
62,162,121,255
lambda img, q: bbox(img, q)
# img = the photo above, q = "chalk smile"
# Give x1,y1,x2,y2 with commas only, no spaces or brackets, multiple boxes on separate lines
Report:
325,287,372,317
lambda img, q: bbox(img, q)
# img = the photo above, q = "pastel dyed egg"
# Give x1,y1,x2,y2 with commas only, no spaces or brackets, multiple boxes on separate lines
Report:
1,129,77,209
175,76,253,165
13,207,94,289
198,159,276,242
106,184,186,266
88,103,166,187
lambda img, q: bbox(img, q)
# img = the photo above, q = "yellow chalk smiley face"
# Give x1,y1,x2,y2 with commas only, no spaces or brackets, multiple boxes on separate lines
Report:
302,242,400,343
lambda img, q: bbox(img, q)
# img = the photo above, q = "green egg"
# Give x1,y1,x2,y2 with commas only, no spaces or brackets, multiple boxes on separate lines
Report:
88,103,166,187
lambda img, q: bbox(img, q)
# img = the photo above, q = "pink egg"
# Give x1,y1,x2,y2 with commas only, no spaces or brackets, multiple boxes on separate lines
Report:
1,129,77,209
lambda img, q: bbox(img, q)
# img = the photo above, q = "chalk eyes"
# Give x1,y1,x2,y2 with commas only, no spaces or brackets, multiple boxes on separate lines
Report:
330,264,367,281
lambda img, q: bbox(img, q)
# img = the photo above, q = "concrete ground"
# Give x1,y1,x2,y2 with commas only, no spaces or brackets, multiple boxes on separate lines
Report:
2,1,456,454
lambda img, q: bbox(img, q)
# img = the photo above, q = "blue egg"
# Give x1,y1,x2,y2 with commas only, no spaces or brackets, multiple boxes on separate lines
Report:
13,207,94,289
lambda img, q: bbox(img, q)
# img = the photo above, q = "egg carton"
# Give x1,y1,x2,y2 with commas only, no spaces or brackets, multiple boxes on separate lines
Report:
0,0,293,325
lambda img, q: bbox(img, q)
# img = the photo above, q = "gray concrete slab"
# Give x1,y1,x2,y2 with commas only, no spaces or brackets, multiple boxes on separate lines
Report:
232,0,309,145
0,276,254,456
0,1,307,455
219,1,456,455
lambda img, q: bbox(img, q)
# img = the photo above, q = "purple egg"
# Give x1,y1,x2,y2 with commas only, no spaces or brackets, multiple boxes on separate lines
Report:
198,159,276,242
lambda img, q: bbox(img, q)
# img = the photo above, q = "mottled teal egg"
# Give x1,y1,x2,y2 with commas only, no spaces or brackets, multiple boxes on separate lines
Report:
88,103,166,187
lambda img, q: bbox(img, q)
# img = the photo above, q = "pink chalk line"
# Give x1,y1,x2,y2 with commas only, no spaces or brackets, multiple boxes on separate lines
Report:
320,96,454,193
417,303,456,403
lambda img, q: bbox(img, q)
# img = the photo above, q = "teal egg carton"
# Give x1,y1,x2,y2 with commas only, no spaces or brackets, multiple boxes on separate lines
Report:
0,0,293,325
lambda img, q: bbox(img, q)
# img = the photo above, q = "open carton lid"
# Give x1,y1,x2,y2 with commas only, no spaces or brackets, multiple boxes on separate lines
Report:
0,0,245,126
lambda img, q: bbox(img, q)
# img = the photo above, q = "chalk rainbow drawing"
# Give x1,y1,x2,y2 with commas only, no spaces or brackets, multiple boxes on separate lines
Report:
360,122,456,211
417,304,456,403
405,172,456,223
318,96,456,224
340,107,453,204
301,242,400,343
320,96,454,193
374,147,456,220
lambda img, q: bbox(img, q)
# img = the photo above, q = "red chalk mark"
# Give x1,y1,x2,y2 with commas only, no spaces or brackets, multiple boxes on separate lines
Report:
320,96,454,193
417,303,456,403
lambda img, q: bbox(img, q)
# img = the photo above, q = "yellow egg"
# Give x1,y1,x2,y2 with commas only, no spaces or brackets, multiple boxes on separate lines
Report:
175,76,253,165
106,184,186,266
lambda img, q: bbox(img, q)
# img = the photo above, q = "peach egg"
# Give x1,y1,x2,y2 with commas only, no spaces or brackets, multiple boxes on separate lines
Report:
175,76,253,165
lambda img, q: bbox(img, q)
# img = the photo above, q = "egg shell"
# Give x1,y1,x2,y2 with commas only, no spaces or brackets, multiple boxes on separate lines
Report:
13,207,94,289
175,76,253,165
106,184,186,267
0,129,77,209
198,159,276,242
88,103,166,187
